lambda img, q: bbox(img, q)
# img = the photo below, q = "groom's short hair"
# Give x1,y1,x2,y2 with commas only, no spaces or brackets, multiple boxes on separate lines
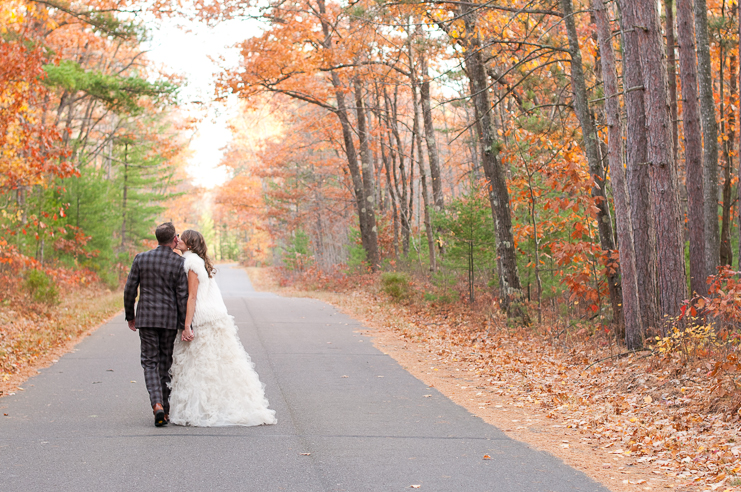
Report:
155,222,177,245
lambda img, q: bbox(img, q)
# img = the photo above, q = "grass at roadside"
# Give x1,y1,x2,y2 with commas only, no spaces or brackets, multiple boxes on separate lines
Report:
246,266,741,492
0,287,123,396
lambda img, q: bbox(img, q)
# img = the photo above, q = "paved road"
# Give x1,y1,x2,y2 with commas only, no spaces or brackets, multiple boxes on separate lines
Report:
0,264,607,492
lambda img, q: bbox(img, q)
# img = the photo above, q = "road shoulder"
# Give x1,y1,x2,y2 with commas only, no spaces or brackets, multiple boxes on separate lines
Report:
245,267,698,492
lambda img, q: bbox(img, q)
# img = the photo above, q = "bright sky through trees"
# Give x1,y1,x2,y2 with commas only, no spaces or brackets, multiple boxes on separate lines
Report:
145,17,256,188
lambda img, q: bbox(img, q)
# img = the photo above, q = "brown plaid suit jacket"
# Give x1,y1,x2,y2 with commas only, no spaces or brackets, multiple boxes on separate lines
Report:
124,245,188,330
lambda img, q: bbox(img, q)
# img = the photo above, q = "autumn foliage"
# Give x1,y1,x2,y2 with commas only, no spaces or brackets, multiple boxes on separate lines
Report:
0,1,190,381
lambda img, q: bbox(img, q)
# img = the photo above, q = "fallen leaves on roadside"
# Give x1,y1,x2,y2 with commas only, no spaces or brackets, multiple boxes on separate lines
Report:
251,267,741,490
1,286,122,392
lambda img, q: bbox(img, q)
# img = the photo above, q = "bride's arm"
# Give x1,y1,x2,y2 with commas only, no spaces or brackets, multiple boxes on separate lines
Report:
182,270,199,341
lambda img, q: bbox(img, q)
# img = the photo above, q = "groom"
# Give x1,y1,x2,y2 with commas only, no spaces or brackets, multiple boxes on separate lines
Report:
124,222,189,427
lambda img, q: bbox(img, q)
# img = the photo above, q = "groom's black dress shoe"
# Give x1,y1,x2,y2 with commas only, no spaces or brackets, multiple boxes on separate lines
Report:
153,403,166,427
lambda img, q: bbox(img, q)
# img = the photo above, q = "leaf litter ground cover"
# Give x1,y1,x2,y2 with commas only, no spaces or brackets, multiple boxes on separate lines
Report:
0,287,122,397
248,267,741,492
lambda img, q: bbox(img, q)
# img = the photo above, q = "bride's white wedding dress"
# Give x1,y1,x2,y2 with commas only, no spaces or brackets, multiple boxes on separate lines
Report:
168,252,277,427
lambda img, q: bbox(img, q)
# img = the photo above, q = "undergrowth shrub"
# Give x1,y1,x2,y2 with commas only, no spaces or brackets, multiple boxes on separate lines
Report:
24,269,59,305
381,272,410,301
654,323,718,363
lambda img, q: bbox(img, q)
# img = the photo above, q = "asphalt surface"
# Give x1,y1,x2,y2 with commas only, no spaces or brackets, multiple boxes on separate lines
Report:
0,264,608,492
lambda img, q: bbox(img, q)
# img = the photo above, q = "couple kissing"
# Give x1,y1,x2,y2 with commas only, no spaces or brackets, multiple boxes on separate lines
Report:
123,222,277,427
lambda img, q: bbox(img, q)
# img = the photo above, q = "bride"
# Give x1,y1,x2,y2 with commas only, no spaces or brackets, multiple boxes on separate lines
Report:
168,229,277,427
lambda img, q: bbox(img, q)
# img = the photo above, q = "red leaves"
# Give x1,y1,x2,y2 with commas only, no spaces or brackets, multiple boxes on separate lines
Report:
0,36,71,191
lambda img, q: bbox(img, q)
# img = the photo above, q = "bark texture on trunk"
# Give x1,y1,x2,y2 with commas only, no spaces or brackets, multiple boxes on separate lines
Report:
594,0,643,349
665,0,680,163
676,0,707,296
353,78,380,268
381,125,400,260
620,0,660,333
384,85,411,257
419,52,444,211
408,31,437,272
460,6,522,304
333,74,379,270
625,0,688,319
560,0,623,327
695,0,720,278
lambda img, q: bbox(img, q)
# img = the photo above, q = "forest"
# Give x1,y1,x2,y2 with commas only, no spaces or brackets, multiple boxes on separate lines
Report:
4,0,741,351
212,0,741,352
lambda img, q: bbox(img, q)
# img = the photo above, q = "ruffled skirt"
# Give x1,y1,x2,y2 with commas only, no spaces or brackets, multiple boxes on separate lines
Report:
168,315,277,427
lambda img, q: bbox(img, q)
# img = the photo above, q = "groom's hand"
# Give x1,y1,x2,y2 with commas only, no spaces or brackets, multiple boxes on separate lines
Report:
128,319,136,332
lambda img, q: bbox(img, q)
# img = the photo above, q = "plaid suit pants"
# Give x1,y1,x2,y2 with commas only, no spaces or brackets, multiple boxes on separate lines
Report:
139,328,178,411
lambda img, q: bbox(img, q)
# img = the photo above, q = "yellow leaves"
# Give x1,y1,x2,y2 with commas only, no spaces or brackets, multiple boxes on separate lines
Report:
653,324,718,359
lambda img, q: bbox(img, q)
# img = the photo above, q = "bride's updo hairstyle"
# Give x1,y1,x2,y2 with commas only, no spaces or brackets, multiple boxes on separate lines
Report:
181,230,216,278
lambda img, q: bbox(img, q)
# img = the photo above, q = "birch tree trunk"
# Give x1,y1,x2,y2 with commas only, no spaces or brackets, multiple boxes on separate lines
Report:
625,0,688,319
560,0,623,327
676,0,707,296
594,0,644,349
695,0,721,278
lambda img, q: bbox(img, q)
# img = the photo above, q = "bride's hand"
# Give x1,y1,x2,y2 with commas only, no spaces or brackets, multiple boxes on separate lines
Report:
182,327,194,342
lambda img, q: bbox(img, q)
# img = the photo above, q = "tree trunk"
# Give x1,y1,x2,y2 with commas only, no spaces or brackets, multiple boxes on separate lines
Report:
377,83,401,259
460,6,522,306
385,85,411,256
419,51,444,211
619,0,661,333
332,75,379,270
408,36,437,272
721,47,736,266
414,93,436,272
560,0,623,327
665,0,680,163
676,0,707,296
316,0,379,270
695,0,720,278
382,131,401,260
121,143,128,248
626,0,688,319
594,0,644,349
352,78,379,270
